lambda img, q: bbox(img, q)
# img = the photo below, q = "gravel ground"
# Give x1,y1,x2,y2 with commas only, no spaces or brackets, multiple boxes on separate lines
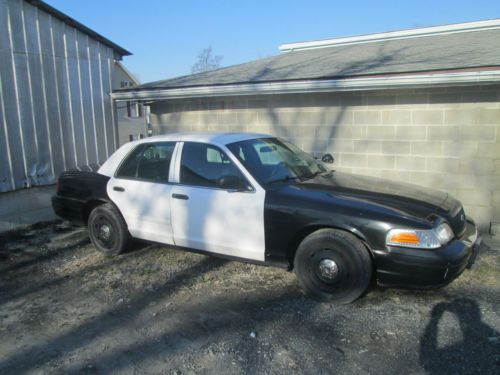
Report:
0,221,499,375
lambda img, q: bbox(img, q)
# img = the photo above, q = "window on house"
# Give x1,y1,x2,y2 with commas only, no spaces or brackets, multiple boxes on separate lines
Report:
126,101,142,118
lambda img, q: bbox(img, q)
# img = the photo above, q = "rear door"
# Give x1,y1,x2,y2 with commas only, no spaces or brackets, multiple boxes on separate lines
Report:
170,142,266,261
107,142,177,244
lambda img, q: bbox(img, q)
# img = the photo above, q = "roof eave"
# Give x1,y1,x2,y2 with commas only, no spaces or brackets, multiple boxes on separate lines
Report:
26,0,132,57
111,70,500,101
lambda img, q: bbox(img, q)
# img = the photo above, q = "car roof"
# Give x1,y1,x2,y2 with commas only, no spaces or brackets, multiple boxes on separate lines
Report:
133,132,273,147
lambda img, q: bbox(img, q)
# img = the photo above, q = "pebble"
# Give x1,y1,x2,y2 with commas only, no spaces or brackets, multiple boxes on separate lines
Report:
249,331,257,338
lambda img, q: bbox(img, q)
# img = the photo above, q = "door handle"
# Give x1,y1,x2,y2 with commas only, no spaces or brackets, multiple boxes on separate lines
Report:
172,193,189,200
113,186,125,192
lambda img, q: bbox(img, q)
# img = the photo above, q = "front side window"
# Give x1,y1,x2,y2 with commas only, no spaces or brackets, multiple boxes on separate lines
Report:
227,138,328,185
180,142,249,190
116,142,175,182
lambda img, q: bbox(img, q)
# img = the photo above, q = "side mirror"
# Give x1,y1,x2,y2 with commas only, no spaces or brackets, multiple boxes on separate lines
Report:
218,175,247,191
321,153,334,164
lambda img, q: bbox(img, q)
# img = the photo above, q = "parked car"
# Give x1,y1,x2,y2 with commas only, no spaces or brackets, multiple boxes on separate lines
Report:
52,133,481,303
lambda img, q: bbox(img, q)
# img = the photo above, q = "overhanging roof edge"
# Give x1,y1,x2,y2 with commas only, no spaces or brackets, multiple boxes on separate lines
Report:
111,71,500,101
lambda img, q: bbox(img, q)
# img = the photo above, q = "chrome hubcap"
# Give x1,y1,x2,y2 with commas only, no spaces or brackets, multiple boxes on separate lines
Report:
318,258,339,280
100,224,111,240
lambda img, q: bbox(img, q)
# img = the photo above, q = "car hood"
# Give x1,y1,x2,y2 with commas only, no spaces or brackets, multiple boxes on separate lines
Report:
295,171,449,219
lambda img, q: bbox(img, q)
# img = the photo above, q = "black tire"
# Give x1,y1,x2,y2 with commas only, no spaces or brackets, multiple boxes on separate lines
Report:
294,228,372,304
88,203,130,256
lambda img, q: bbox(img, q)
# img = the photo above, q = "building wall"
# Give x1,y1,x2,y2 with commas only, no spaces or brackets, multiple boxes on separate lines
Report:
112,62,147,145
0,0,120,231
0,0,118,193
150,85,500,229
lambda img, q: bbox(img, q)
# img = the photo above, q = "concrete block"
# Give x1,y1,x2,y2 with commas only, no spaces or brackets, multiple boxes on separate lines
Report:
463,206,492,231
257,112,278,127
325,109,354,125
353,111,381,125
479,109,500,125
366,154,395,169
396,126,427,140
442,142,478,158
353,140,381,154
412,109,443,125
459,158,494,175
442,174,477,189
410,171,445,188
367,126,396,140
334,166,353,174
218,112,237,126
351,168,383,178
476,176,500,191
365,95,396,106
247,124,273,135
381,141,411,154
340,95,363,106
340,153,367,167
395,156,426,171
248,99,269,110
426,157,460,173
410,141,442,156
462,90,499,104
381,170,411,183
456,189,491,207
427,126,459,141
444,109,478,125
429,92,462,105
237,112,259,127
382,110,412,125
396,93,428,107
459,126,496,141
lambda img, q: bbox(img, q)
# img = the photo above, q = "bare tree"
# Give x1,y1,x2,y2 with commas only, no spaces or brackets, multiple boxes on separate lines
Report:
191,46,223,74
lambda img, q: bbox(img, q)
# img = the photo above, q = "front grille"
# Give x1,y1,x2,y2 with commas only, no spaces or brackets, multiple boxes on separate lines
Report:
449,207,467,237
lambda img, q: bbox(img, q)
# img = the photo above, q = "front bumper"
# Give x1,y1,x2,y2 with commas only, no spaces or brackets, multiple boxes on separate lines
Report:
373,219,481,288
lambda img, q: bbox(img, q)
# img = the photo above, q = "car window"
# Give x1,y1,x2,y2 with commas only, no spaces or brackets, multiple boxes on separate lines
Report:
227,138,327,184
180,142,246,189
116,142,175,182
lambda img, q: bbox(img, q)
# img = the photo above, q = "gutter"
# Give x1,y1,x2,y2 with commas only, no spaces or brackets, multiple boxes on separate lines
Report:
111,70,500,102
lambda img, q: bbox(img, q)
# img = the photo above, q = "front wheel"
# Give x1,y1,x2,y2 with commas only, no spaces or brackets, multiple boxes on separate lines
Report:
294,229,372,304
88,203,130,256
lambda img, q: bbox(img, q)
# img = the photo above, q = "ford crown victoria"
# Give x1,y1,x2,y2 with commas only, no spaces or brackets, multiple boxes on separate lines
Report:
52,133,481,303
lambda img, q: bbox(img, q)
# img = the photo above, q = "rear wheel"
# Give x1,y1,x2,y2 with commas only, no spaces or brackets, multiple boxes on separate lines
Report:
294,228,372,304
88,203,130,256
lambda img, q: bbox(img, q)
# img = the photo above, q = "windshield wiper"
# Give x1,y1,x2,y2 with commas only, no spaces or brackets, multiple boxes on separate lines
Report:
265,175,301,185
303,170,332,180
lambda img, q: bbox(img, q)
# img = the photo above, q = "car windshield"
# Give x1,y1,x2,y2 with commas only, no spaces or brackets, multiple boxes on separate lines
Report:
227,138,329,185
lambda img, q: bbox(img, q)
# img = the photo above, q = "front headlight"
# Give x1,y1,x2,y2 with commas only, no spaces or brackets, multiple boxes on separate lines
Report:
386,222,454,249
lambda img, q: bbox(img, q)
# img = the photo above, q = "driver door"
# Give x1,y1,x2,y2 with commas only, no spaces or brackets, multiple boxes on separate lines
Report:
170,142,266,261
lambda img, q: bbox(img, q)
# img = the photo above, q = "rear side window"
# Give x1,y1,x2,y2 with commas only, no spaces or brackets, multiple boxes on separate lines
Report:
116,142,176,182
180,142,244,188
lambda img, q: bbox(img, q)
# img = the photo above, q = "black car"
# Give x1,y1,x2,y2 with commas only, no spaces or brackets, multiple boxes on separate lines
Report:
52,132,481,303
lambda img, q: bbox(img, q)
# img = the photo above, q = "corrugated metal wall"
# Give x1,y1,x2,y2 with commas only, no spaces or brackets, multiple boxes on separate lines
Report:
0,0,118,193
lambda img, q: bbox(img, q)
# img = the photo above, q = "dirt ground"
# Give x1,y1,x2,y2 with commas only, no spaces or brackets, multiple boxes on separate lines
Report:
0,221,499,375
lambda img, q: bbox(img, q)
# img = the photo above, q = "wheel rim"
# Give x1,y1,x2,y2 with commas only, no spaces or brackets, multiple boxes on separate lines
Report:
309,249,351,289
317,258,339,281
93,215,116,249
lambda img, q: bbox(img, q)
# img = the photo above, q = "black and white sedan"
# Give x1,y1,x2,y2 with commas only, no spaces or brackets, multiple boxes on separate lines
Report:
52,132,481,303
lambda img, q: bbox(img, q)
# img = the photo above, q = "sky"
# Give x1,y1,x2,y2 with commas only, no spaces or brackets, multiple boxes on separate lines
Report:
44,0,500,84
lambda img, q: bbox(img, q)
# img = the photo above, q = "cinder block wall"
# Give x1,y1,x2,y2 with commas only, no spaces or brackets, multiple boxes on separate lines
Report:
150,85,500,229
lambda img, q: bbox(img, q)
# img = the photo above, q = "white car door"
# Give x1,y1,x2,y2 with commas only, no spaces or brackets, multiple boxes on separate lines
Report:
170,142,266,261
107,142,178,244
